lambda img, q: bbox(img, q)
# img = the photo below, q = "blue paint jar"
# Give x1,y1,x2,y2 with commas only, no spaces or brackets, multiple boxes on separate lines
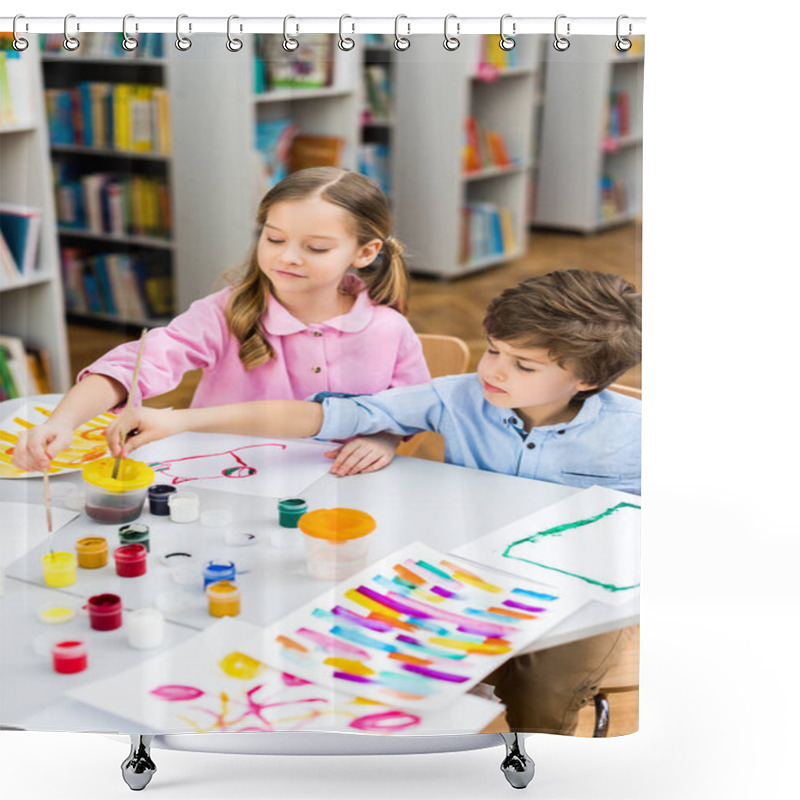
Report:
203,560,236,589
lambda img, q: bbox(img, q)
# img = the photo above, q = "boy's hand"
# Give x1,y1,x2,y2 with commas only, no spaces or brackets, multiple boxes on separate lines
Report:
324,433,401,477
11,421,75,473
106,407,184,457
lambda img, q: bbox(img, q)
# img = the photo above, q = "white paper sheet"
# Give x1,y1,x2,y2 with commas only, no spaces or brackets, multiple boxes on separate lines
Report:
67,617,503,735
134,432,333,498
0,502,80,567
453,486,641,605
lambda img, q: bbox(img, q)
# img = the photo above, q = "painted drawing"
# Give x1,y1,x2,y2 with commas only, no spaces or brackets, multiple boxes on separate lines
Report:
453,486,641,605
0,403,113,478
67,618,503,735
135,431,333,498
253,542,584,710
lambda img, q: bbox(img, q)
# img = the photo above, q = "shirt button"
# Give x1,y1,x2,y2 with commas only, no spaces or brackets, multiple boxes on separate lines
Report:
557,430,566,435
311,366,322,373
313,331,323,337
503,418,508,424
527,442,536,449
510,417,517,425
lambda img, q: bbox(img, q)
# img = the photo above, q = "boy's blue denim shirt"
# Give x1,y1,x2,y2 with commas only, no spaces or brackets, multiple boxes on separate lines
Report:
314,373,640,495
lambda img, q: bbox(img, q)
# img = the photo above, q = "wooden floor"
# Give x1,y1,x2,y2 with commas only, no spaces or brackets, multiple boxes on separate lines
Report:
65,224,641,737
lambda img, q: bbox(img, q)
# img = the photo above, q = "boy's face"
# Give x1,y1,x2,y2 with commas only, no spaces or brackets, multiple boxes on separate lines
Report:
477,338,597,427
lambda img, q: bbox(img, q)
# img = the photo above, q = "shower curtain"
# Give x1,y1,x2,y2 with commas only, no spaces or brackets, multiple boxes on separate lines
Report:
0,26,642,743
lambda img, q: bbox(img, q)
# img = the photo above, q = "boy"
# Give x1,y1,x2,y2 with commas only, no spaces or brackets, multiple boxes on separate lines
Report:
108,268,641,734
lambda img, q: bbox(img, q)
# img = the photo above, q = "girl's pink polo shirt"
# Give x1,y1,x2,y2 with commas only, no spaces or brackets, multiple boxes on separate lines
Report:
79,277,431,407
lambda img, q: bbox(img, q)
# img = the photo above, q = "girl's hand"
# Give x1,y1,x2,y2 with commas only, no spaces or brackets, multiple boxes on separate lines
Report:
11,421,75,473
105,407,184,457
324,433,401,477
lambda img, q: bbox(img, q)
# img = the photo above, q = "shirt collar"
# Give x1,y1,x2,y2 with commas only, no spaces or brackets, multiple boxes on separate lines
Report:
263,273,374,335
490,393,603,434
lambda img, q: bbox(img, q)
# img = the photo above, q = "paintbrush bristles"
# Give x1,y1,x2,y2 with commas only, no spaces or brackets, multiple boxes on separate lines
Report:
111,328,148,480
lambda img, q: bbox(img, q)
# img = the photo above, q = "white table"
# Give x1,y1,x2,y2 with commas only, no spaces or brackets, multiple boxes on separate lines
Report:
1,399,638,733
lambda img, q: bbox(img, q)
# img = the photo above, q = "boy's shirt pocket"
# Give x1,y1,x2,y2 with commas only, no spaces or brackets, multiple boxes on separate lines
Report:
560,466,640,492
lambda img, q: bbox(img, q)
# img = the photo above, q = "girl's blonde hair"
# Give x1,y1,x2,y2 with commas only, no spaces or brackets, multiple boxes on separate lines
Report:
226,167,410,371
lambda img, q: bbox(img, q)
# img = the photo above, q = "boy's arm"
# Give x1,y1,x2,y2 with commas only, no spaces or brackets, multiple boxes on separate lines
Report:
109,400,323,456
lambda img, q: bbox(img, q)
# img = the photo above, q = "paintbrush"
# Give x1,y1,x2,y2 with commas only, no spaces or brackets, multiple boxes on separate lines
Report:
43,470,53,554
111,328,148,481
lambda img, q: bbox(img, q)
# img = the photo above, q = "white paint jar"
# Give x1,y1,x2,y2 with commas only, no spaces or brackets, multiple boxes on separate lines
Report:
168,491,200,523
126,608,165,649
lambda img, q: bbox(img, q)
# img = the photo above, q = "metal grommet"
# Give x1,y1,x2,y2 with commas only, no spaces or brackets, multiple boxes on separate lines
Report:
499,14,516,51
553,14,571,52
175,14,192,51
615,14,632,52
443,14,460,51
63,13,80,51
226,15,243,52
283,15,299,52
393,15,410,51
338,14,355,51
121,14,139,51
12,15,29,51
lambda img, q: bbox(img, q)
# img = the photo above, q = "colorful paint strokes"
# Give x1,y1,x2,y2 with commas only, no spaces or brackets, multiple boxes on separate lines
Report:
66,618,502,735
0,403,113,478
453,485,641,605
253,542,584,710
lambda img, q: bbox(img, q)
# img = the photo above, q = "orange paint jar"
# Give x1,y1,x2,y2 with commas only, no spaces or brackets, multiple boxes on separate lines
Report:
298,508,376,580
206,580,241,617
75,537,108,569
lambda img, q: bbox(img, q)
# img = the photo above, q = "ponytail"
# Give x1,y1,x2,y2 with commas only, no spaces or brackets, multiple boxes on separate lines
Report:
361,235,410,315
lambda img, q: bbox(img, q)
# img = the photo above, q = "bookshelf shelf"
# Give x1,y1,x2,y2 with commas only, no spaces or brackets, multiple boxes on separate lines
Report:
57,228,175,250
1,40,71,396
534,35,644,232
254,86,353,104
392,34,542,278
50,144,171,161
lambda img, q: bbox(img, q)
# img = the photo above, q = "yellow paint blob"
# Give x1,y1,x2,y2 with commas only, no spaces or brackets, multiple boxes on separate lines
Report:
323,658,375,676
218,651,265,680
38,606,76,624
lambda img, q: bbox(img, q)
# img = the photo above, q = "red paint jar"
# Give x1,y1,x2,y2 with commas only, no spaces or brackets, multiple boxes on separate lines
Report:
114,544,148,577
87,593,123,631
51,640,88,674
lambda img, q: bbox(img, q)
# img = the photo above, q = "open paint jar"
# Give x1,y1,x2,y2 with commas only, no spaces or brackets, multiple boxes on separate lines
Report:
113,543,148,577
51,640,88,674
41,552,77,587
118,522,150,552
278,498,308,528
75,536,108,569
126,608,165,649
298,508,376,581
206,580,241,617
82,457,155,524
147,484,176,515
86,593,123,631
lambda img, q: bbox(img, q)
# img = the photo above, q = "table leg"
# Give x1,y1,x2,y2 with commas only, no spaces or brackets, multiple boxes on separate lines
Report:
499,732,535,789
121,735,157,791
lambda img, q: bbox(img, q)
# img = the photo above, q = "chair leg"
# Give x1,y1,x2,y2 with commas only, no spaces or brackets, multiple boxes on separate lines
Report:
593,693,610,737
121,735,157,791
499,732,535,789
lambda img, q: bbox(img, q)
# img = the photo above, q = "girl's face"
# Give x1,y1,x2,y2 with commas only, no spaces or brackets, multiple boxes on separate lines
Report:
258,196,382,300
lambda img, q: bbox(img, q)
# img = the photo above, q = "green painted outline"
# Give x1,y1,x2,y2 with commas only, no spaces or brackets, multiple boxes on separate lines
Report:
502,502,641,593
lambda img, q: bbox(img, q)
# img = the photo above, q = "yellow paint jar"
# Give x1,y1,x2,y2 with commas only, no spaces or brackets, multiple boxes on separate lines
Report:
75,537,108,569
42,552,77,587
206,580,241,617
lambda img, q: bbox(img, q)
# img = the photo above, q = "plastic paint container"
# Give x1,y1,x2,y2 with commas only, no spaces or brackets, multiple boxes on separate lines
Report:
203,560,236,589
118,522,150,552
126,608,165,649
87,593,123,631
168,491,199,523
113,544,148,577
147,484,177,515
41,552,77,587
82,458,155,524
51,640,88,674
298,508,377,581
75,537,108,569
278,498,308,528
206,580,241,617
38,605,77,625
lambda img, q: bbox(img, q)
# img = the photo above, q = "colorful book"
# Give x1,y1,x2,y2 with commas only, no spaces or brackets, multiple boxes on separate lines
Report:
0,204,42,275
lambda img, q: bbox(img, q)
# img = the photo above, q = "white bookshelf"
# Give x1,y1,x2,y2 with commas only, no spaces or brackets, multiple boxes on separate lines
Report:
534,35,644,232
0,42,70,392
392,35,541,278
37,33,360,318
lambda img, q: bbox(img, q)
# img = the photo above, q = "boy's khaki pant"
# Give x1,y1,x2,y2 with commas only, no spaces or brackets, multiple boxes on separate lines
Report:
483,627,633,735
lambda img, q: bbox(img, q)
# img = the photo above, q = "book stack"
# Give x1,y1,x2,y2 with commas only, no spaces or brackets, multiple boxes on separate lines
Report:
0,205,42,284
53,165,172,240
463,117,513,173
254,35,335,92
362,64,392,124
599,175,628,220
60,247,172,322
358,143,391,195
0,335,51,399
255,119,298,191
42,33,165,60
602,91,631,150
460,203,516,264
0,40,32,126
45,82,171,154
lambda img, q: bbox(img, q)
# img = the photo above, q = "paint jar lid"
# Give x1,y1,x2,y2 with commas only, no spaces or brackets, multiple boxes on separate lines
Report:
38,604,78,624
298,508,376,541
83,458,156,492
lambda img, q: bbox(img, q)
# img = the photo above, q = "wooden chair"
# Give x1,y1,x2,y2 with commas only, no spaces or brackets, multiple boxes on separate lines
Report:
395,334,470,460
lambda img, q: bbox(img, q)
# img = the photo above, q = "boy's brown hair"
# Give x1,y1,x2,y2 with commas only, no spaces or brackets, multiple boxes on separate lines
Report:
483,269,641,402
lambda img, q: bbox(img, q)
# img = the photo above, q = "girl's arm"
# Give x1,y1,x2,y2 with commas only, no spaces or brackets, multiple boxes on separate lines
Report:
11,375,128,472
108,400,324,457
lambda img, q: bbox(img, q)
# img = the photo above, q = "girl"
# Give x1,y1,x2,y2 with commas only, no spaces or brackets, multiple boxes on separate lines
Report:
12,167,430,476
